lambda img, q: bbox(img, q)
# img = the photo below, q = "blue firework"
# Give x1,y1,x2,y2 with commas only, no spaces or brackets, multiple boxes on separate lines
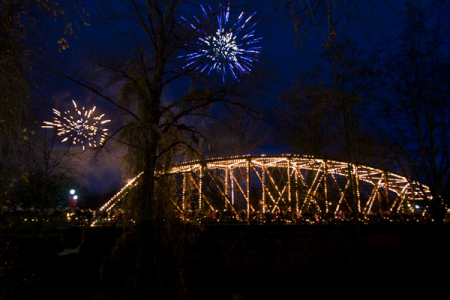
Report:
179,3,262,82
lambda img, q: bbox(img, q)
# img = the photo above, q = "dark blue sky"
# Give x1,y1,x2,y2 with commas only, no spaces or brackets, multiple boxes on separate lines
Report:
40,0,449,193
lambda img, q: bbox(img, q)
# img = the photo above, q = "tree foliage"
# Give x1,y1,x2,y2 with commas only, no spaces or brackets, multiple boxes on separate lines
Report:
0,0,89,208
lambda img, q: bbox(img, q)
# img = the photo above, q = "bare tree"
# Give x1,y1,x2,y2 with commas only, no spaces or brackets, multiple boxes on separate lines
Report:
274,0,450,220
379,0,450,221
63,0,265,223
61,1,266,297
283,35,374,217
277,82,344,158
205,102,271,157
271,0,380,48
0,0,87,206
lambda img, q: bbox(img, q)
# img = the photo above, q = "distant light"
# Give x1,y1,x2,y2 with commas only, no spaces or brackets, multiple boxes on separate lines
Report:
73,195,78,200
70,189,75,195
415,205,420,209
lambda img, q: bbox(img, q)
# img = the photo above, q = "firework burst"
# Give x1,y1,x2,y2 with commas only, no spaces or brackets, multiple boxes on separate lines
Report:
42,100,110,150
179,2,262,82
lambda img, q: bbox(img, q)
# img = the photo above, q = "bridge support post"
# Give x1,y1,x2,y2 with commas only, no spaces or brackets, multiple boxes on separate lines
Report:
324,160,328,213
385,171,389,212
231,167,234,205
355,166,361,213
247,158,250,219
262,164,266,213
199,166,203,213
182,173,186,214
288,158,292,214
225,167,229,211
295,166,299,213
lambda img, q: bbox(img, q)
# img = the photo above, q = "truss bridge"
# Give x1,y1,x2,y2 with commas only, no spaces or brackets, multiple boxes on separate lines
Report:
100,155,432,220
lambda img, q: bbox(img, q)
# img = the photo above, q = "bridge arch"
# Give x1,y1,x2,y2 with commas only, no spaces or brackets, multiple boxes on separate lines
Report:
100,155,432,219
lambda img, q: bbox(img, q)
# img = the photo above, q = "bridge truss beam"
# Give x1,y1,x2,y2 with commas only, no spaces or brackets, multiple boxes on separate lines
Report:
101,155,433,218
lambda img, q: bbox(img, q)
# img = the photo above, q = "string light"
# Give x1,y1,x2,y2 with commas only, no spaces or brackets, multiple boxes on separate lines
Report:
99,155,433,219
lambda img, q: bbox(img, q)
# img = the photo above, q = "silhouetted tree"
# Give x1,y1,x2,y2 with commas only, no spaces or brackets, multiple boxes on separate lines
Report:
63,0,266,298
205,102,271,157
379,0,450,222
0,0,87,208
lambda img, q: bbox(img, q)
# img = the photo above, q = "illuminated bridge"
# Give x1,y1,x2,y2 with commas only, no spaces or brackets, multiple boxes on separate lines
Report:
100,155,432,219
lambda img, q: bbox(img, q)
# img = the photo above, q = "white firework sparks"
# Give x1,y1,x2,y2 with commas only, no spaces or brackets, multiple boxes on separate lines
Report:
42,100,110,150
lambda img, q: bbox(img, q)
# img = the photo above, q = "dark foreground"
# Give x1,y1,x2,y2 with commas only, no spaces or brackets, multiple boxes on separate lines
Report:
187,225,450,300
1,224,449,300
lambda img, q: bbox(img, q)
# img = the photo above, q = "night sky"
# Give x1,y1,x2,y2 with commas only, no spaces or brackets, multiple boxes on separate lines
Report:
38,0,449,194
